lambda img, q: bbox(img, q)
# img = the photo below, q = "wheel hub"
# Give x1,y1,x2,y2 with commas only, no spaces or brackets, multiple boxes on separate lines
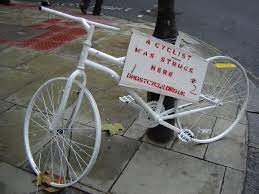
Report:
56,128,64,135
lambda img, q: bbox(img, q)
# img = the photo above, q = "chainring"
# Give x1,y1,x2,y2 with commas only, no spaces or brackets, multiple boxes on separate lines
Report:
139,101,165,128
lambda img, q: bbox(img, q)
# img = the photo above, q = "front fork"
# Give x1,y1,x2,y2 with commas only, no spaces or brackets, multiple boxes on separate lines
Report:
51,25,95,130
50,69,86,130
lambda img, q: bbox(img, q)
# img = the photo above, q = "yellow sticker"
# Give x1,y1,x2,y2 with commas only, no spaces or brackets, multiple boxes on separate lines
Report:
215,63,236,69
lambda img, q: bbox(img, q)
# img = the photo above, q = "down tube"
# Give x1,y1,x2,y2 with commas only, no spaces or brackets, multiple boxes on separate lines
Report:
85,60,175,127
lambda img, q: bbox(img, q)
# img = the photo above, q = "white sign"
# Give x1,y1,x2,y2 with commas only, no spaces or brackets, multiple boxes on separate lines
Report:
119,30,208,102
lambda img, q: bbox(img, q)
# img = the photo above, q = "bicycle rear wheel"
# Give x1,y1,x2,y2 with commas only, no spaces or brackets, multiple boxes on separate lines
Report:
24,77,101,187
176,56,249,143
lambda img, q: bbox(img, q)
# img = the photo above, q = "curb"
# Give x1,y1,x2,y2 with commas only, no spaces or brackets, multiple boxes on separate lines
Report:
243,86,259,194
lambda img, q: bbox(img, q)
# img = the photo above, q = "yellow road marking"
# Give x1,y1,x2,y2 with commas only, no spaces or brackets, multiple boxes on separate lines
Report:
215,63,236,69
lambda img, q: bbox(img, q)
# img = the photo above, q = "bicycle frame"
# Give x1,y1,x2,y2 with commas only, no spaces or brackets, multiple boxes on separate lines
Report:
41,6,220,136
22,7,250,189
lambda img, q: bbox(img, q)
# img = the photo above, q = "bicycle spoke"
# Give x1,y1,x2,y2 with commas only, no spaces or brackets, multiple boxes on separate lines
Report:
31,118,49,133
50,139,54,181
71,122,96,129
62,136,69,182
68,127,95,131
215,74,243,100
35,138,51,172
56,137,67,183
54,137,78,181
220,97,246,105
25,77,101,186
38,151,42,173
51,83,56,113
64,138,94,150
33,102,51,126
57,86,63,108
222,91,247,101
40,91,52,125
209,69,229,96
57,134,88,172
66,131,96,140
66,139,93,159
189,113,203,131
43,141,52,173
212,70,236,98
47,87,55,116
27,128,48,134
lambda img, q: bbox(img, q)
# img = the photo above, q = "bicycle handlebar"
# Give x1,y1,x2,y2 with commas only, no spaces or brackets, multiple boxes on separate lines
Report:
39,6,120,32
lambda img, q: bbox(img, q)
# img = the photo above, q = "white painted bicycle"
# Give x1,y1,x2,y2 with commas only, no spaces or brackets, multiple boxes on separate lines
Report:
24,7,249,188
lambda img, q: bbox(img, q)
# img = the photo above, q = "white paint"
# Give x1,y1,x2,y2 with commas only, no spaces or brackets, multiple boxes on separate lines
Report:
119,30,209,102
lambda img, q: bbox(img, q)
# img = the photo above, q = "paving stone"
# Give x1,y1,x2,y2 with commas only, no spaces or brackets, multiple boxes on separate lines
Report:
5,72,69,107
92,86,139,130
0,44,8,51
124,117,147,140
55,37,84,59
92,29,115,42
247,87,259,113
172,141,207,159
92,32,130,58
32,187,92,194
172,114,217,159
5,78,51,106
0,67,36,99
18,54,75,77
111,143,225,194
21,9,52,22
142,132,175,149
239,113,248,125
0,8,48,26
205,118,246,171
247,112,259,148
0,162,38,194
79,135,140,192
120,22,154,36
73,183,105,194
0,23,46,41
221,168,245,194
0,100,14,113
123,91,169,142
0,106,28,166
125,22,155,33
0,54,75,100
85,67,117,92
0,47,41,68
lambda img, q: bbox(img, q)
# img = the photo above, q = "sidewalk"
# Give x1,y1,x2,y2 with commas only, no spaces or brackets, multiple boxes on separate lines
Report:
0,2,256,194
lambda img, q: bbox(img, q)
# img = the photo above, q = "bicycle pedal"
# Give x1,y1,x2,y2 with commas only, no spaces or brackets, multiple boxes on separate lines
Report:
119,95,135,103
178,129,194,143
119,95,143,111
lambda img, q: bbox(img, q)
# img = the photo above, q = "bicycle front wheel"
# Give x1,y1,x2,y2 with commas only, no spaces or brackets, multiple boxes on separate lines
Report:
24,77,101,187
176,56,249,143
